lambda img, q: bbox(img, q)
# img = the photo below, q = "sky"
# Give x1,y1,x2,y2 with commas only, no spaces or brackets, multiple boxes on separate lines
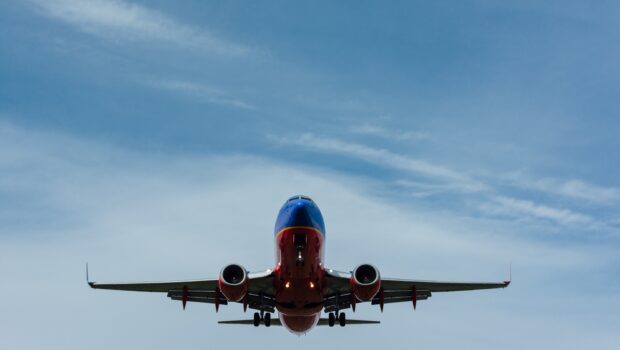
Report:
0,0,619,348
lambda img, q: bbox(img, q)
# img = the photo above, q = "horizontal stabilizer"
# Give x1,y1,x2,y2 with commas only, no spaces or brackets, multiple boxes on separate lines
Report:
318,318,380,326
218,318,380,326
219,319,282,326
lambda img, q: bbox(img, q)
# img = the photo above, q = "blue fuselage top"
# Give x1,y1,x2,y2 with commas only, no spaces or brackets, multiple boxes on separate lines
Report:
274,195,326,236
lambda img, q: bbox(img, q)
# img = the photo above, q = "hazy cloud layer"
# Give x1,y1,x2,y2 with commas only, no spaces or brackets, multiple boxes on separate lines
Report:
1,122,618,349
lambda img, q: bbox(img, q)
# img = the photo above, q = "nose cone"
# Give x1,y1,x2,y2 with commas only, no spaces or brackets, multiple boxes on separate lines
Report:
289,201,313,227
274,196,326,234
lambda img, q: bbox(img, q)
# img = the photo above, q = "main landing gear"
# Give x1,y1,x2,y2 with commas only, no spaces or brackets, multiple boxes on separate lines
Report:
253,311,272,327
328,311,346,327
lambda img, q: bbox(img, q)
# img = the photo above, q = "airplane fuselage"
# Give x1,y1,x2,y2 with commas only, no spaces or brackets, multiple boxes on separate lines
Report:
273,196,326,334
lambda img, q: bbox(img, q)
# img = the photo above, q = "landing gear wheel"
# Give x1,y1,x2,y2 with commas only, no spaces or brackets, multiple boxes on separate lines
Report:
253,312,260,327
338,312,346,327
264,312,271,327
328,312,335,327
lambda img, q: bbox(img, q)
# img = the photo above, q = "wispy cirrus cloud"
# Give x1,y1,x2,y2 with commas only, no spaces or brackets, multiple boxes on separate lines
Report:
481,196,595,227
271,133,487,193
349,123,429,141
394,179,471,198
505,173,620,205
145,79,255,110
29,0,249,55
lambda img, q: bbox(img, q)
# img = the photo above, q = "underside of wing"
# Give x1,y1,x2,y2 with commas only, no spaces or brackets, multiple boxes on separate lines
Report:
89,279,219,292
380,278,510,293
87,267,276,312
324,268,509,310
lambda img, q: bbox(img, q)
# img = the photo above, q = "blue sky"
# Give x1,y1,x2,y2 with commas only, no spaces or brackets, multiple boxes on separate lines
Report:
1,0,619,348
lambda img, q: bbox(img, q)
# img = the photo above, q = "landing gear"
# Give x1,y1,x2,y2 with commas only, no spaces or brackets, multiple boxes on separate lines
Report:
328,311,346,327
253,311,272,327
296,249,304,266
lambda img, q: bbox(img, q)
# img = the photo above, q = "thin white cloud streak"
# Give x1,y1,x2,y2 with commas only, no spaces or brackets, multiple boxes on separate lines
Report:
506,173,620,205
1,122,619,349
272,133,487,193
29,0,249,55
349,123,429,141
394,179,473,198
482,196,594,226
146,79,255,109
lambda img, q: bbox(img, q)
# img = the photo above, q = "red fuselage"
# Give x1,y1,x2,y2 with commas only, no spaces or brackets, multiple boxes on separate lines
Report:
272,196,327,334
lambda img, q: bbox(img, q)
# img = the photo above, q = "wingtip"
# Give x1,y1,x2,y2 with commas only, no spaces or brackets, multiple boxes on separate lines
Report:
503,263,512,287
86,263,95,288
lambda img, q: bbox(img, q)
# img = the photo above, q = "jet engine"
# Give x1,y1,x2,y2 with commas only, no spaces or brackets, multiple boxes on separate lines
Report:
350,264,381,301
218,264,248,302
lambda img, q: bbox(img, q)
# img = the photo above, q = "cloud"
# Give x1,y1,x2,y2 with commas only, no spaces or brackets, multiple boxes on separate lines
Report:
269,133,620,235
506,174,620,205
145,79,255,109
349,123,429,141
481,196,595,227
29,0,249,55
271,133,487,193
394,179,472,198
1,121,618,348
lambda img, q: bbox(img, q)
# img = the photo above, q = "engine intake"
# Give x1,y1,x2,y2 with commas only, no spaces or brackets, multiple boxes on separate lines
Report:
218,264,248,302
350,264,381,301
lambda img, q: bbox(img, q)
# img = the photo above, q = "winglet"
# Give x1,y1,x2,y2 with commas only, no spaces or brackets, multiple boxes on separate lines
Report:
503,263,512,287
86,263,95,288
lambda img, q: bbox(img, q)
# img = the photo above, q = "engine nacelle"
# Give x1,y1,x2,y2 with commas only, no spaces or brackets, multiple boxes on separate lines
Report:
350,264,381,301
218,264,248,302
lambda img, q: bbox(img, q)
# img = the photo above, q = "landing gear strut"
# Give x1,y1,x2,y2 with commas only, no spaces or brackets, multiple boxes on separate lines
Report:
253,311,272,327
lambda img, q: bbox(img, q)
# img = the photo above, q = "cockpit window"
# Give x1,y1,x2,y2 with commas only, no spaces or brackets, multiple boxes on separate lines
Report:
287,195,314,202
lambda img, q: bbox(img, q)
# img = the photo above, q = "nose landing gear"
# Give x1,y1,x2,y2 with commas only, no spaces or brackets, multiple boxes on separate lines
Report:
296,249,304,266
294,233,306,267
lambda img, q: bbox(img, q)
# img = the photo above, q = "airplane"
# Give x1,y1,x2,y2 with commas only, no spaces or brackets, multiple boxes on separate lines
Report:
88,195,510,335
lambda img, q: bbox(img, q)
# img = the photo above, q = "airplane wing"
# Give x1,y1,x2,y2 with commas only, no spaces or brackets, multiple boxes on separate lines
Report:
87,267,276,312
324,269,509,312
